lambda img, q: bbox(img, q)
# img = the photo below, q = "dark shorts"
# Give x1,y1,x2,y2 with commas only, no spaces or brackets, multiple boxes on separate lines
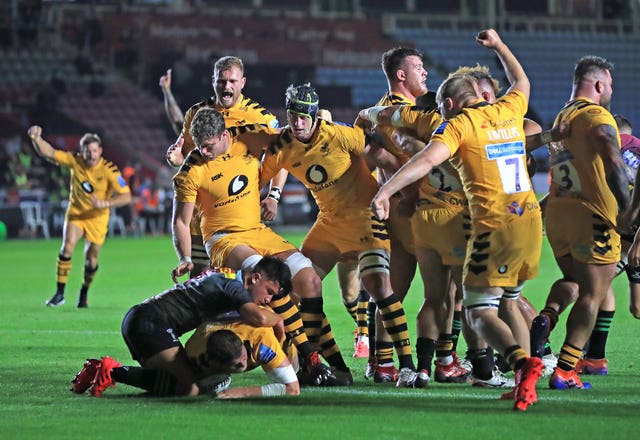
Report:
121,304,181,364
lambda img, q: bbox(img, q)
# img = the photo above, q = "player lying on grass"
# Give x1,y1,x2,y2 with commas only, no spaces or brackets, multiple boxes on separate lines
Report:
69,256,305,397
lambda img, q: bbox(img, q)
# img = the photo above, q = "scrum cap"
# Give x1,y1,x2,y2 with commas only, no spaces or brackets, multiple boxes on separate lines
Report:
285,83,319,124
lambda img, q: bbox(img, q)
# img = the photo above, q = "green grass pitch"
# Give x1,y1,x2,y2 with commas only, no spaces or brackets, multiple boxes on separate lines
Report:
1,230,639,439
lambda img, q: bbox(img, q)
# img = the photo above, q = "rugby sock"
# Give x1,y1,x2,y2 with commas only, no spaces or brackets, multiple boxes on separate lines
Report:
343,298,358,324
270,294,314,357
451,311,462,351
367,300,377,362
375,342,394,367
83,264,98,287
468,348,493,380
112,366,177,396
540,307,560,332
356,289,370,336
56,254,72,292
435,334,454,366
585,310,614,359
377,293,414,369
416,337,436,374
318,315,349,371
504,345,527,371
557,342,583,371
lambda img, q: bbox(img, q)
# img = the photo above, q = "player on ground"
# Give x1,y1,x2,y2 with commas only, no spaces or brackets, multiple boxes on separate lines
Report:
69,256,293,397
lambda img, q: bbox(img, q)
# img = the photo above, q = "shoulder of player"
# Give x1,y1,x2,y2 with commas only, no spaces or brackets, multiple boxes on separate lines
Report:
175,149,207,176
239,95,277,118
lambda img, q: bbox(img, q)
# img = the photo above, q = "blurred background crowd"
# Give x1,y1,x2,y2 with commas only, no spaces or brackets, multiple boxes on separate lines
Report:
1,0,639,238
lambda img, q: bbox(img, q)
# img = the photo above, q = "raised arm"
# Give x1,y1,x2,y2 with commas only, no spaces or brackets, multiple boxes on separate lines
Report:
476,29,530,99
159,69,185,136
27,125,56,161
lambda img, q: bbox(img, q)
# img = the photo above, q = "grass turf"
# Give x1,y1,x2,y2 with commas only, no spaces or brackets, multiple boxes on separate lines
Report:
1,230,639,439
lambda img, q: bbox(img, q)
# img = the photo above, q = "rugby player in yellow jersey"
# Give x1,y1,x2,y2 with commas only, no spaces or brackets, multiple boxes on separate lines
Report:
69,257,289,398
165,55,285,277
364,29,546,410
185,321,300,398
27,126,131,308
171,108,351,386
359,47,428,380
260,83,418,387
526,56,629,390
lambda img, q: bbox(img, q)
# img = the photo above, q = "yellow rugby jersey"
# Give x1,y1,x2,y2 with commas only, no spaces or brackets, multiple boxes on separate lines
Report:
431,91,538,230
173,127,266,242
548,98,620,225
375,92,415,164
186,321,286,373
180,94,279,156
261,120,378,215
52,150,130,220
396,106,467,210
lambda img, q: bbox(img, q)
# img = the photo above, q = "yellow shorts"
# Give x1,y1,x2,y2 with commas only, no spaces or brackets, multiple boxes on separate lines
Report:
546,198,621,264
463,213,542,288
68,213,109,245
205,226,297,267
411,205,468,266
387,196,415,255
302,208,391,258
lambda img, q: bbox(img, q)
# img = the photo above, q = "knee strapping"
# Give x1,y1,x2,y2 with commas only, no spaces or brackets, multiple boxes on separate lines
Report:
284,252,313,279
358,249,390,276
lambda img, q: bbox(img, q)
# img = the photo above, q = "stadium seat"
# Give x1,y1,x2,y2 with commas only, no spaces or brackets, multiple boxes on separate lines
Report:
19,201,50,239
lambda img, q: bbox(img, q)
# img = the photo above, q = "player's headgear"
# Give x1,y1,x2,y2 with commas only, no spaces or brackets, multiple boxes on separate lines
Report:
285,83,319,125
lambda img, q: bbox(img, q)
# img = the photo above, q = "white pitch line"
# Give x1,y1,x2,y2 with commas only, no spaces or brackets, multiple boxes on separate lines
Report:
4,329,120,335
302,386,640,405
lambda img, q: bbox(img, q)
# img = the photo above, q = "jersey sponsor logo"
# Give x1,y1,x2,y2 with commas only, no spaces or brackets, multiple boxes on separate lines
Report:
306,164,328,184
257,343,277,364
81,181,94,193
117,175,127,187
212,172,223,181
587,108,602,115
485,141,525,159
228,175,249,196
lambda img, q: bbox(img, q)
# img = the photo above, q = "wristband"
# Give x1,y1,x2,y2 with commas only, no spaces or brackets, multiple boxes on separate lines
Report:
267,186,282,203
360,106,386,125
540,130,553,145
179,256,192,265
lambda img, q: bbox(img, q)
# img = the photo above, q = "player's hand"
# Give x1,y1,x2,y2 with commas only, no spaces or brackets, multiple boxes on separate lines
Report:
627,234,640,268
27,125,42,140
171,261,193,283
317,108,332,122
166,137,185,167
90,195,110,209
260,197,278,222
550,120,571,142
370,191,391,221
476,28,502,49
617,208,638,236
159,68,172,91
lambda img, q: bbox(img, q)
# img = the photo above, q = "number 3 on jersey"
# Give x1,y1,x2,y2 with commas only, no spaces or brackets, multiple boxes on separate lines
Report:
485,141,531,194
549,148,582,193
